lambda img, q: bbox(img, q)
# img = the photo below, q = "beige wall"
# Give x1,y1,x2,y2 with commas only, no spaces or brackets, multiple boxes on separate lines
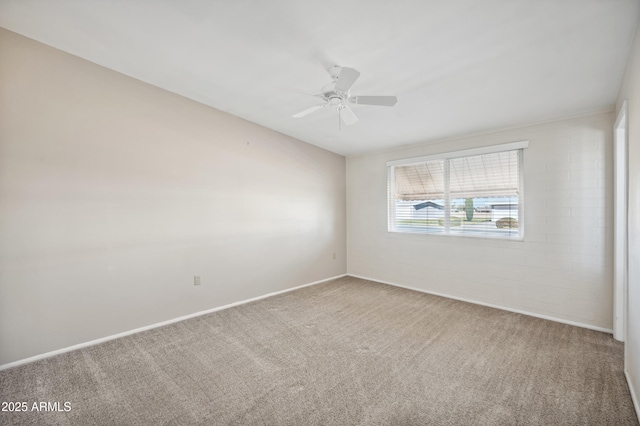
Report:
347,112,614,330
616,18,640,415
0,29,346,365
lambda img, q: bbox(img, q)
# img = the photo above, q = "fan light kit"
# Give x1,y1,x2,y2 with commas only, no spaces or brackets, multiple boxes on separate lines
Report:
293,65,397,127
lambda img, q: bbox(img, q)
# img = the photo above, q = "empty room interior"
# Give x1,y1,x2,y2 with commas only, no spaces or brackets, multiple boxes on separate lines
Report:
1,1,640,425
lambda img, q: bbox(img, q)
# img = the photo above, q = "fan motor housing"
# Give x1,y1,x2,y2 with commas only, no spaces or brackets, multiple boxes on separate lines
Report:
321,83,347,106
328,96,342,107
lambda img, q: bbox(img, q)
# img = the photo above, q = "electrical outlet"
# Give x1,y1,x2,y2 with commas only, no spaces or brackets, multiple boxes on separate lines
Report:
194,276,201,286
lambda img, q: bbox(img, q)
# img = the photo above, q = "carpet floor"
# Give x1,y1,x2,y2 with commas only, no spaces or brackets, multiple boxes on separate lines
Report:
0,276,638,425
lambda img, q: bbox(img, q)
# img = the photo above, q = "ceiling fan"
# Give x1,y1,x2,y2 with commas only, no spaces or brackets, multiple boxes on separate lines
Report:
292,65,397,126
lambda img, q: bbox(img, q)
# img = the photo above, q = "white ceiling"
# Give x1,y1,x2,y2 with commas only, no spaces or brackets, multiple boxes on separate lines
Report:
0,0,638,156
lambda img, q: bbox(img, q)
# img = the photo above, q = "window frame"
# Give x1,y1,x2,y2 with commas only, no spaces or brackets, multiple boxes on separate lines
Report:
387,141,528,240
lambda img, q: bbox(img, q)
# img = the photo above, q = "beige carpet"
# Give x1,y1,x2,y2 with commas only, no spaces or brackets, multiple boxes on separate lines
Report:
0,276,638,425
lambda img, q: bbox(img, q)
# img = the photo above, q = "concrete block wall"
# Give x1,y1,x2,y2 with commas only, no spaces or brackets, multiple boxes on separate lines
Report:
347,111,614,330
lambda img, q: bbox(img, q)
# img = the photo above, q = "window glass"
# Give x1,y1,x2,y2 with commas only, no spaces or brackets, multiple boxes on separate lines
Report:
388,149,523,240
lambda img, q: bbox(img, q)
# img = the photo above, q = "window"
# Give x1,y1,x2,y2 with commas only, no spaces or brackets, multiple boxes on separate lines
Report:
387,141,527,240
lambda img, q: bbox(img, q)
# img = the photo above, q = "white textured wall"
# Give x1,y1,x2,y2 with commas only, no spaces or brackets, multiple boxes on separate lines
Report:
616,17,640,416
0,29,346,365
347,112,613,330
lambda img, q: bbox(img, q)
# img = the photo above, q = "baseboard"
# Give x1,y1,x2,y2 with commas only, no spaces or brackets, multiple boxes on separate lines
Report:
348,274,614,334
0,274,347,371
626,370,640,421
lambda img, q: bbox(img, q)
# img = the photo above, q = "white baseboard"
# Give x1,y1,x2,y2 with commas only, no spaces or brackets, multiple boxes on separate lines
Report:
0,274,347,371
626,370,640,421
348,274,614,334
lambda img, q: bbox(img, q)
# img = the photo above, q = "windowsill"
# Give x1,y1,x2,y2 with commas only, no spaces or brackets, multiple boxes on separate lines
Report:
388,227,524,242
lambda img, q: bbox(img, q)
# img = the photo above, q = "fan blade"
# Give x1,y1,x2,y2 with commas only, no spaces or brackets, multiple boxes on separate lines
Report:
334,67,361,92
292,104,325,118
348,96,397,106
340,106,359,125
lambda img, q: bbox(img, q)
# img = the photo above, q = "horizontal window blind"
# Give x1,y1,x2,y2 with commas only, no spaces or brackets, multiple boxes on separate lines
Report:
394,160,445,200
449,151,519,198
388,144,525,240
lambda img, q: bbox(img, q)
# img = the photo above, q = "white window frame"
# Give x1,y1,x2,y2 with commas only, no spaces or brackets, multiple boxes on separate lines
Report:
387,141,528,240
